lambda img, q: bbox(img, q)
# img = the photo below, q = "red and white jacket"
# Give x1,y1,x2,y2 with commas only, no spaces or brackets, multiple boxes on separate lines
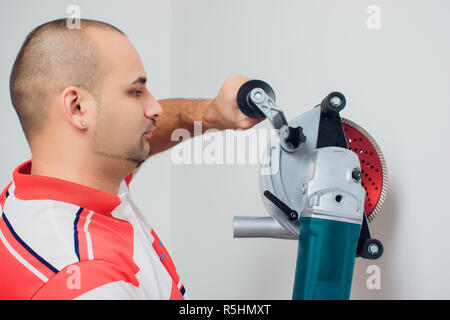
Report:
0,159,186,300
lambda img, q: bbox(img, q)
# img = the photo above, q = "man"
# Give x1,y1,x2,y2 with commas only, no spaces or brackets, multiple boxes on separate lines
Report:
0,18,265,299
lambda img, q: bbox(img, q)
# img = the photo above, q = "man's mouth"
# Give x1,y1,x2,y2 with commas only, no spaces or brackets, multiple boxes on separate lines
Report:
144,119,157,138
144,126,156,138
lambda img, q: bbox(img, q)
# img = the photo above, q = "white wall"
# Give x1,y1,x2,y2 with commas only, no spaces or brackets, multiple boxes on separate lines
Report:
1,0,450,300
169,0,450,299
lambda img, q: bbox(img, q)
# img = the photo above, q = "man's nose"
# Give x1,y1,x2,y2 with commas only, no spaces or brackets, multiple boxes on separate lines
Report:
144,93,163,119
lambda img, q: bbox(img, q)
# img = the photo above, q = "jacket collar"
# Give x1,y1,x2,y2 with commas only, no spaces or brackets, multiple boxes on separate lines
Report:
12,159,122,216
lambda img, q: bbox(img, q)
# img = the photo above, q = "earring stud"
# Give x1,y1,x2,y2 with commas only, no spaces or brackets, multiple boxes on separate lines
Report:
81,120,87,127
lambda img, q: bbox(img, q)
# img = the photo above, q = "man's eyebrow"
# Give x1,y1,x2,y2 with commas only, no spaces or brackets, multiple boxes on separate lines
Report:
131,77,147,85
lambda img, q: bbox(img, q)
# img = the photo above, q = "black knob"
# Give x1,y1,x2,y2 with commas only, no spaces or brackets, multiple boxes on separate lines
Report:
359,238,383,260
236,80,276,119
352,168,362,182
284,125,307,149
320,91,346,115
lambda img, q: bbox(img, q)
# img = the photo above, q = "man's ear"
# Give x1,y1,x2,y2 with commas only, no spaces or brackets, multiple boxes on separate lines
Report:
61,86,89,130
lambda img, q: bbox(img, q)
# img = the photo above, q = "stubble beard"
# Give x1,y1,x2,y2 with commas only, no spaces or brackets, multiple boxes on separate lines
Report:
91,119,150,169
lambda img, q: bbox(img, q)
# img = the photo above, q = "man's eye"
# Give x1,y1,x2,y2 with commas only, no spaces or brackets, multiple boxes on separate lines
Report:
132,90,142,97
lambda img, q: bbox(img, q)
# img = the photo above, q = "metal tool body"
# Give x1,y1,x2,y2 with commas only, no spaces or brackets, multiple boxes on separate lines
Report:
233,80,387,300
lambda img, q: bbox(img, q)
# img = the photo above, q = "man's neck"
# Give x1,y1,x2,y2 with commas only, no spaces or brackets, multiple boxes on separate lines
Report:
30,155,125,195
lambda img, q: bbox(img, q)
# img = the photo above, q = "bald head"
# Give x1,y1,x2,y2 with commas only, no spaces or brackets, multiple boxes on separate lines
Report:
9,18,125,142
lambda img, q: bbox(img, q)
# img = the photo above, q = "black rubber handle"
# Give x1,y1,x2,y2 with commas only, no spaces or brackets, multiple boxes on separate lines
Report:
320,91,346,115
236,79,276,119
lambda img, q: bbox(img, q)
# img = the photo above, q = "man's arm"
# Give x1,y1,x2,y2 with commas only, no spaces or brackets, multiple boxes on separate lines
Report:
128,99,214,182
149,98,215,156
129,74,266,181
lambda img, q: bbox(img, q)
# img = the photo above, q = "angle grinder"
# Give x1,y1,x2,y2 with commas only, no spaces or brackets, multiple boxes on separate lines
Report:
233,80,388,300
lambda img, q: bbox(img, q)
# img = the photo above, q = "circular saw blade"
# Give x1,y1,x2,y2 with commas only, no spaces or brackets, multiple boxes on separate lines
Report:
342,118,388,222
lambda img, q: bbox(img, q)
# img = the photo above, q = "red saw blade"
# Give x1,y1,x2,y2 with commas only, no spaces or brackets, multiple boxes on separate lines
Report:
342,118,388,222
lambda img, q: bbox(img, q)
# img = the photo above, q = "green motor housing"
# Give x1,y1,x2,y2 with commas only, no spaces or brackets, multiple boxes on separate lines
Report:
292,217,362,300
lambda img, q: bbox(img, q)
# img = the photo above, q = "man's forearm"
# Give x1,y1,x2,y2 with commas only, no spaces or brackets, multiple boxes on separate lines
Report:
131,75,261,179
147,98,216,157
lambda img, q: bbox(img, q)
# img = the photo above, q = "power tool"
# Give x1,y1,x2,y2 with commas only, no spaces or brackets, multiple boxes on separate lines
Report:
233,80,387,300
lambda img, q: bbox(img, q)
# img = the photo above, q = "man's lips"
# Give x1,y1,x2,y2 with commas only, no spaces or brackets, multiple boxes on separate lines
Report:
144,127,156,138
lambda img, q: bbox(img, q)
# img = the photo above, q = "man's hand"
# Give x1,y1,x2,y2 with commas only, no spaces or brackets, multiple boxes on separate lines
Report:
202,74,266,131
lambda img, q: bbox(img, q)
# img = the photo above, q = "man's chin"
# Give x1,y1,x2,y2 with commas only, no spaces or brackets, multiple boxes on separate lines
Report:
135,142,150,168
